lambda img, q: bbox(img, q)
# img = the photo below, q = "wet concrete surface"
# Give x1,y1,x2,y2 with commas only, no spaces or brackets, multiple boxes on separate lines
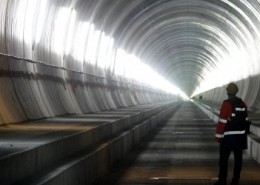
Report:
95,102,260,185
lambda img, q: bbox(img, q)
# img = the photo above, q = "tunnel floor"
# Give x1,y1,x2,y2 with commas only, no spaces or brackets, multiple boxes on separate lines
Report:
95,102,260,185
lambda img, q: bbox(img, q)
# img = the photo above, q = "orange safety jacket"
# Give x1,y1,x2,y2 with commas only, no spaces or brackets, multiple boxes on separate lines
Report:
215,97,248,149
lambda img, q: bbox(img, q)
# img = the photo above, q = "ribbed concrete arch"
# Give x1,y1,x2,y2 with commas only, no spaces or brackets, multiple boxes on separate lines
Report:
113,0,259,96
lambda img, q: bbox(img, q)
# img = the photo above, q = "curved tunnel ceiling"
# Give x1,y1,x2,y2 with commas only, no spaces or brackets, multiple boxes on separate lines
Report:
110,0,260,96
1,0,260,97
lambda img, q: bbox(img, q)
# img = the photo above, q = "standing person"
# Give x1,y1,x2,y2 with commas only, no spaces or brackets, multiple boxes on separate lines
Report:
214,83,249,185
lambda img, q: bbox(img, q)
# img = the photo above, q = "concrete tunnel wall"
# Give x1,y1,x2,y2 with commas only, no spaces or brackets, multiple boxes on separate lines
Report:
0,54,177,124
196,74,260,113
0,1,179,124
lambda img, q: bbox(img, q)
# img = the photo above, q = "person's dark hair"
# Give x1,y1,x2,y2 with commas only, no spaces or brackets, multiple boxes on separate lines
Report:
226,83,239,95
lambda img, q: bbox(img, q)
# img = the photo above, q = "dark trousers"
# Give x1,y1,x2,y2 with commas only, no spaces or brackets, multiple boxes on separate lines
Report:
218,144,243,183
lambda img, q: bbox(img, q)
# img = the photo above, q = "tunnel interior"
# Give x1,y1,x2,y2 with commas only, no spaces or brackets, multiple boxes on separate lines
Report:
2,1,260,185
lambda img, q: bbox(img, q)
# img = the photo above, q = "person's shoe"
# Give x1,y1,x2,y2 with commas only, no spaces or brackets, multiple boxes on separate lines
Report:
214,181,226,185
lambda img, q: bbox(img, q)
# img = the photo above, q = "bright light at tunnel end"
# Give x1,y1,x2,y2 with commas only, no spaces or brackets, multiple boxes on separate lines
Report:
156,79,189,100
114,49,188,100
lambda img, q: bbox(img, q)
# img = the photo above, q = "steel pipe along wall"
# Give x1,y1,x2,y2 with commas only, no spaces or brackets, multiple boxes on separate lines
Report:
1,0,260,122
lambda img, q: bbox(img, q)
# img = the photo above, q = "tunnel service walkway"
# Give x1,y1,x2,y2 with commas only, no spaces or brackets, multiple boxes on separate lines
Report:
0,101,179,185
95,102,260,185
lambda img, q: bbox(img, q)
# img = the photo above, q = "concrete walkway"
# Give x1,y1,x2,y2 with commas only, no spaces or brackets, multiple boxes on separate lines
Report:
96,102,260,185
0,102,177,185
